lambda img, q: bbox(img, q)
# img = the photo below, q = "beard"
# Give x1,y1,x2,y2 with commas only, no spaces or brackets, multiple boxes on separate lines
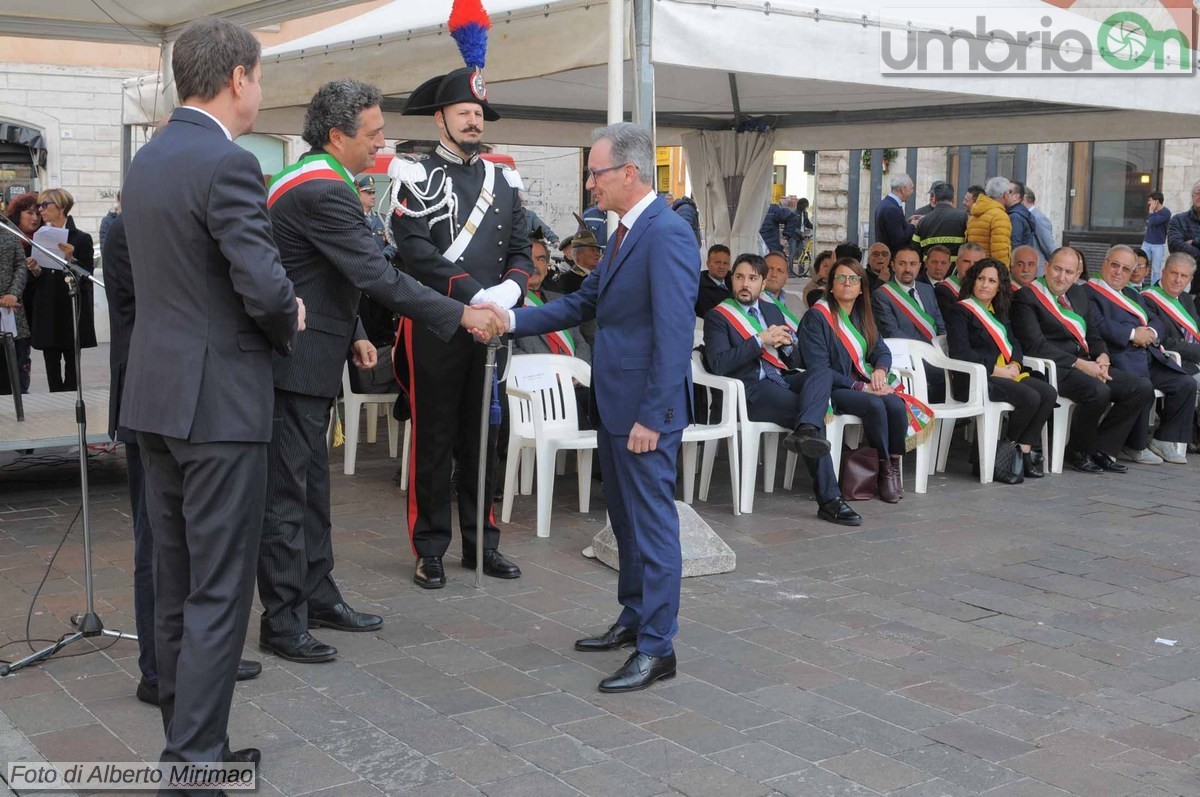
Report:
449,127,483,156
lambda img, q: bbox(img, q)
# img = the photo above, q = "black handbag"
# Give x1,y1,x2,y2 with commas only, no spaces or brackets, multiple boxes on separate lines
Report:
839,446,880,500
993,440,1025,484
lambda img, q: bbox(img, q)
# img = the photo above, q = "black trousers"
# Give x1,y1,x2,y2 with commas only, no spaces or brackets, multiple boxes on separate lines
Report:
125,441,156,686
405,320,500,558
137,432,265,791
831,388,908,459
42,347,75,392
987,375,1057,447
1056,367,1153,456
745,370,839,504
258,389,344,639
1147,362,1198,444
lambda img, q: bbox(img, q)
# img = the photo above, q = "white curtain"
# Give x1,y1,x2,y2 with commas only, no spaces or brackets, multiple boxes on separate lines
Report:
681,129,776,258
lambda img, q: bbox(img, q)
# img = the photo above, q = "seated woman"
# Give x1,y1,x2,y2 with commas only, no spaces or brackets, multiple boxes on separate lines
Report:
947,258,1058,481
802,249,835,310
799,257,908,503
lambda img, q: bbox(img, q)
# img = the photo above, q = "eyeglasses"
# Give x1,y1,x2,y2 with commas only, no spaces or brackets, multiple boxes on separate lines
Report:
832,274,862,285
587,163,630,181
36,201,56,210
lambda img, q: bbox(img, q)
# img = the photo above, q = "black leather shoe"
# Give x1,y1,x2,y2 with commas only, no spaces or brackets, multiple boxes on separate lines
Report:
461,549,522,579
574,622,638,652
1022,452,1045,478
136,678,159,706
1066,450,1103,474
414,556,446,589
818,497,862,526
237,658,262,681
309,603,383,632
1092,452,1128,473
598,650,677,693
783,423,832,458
259,632,337,663
224,747,261,766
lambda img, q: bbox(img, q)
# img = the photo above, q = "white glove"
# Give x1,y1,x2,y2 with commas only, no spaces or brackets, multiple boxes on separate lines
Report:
478,279,522,310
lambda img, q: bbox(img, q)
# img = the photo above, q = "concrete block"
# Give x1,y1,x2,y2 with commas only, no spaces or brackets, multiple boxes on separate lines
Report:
590,500,735,577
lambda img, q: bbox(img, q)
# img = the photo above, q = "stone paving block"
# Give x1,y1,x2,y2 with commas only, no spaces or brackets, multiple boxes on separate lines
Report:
821,748,927,792
561,714,659,751
895,743,1024,792
1109,724,1200,762
255,688,371,740
920,718,1035,762
385,716,485,756
1007,749,1145,797
314,727,453,793
1035,728,1130,760
29,721,134,762
431,742,537,786
420,687,504,717
677,654,780,694
641,711,748,755
608,739,705,779
1093,748,1200,794
260,741,361,795
1078,688,1192,726
559,760,671,797
981,780,1076,797
509,691,605,726
706,741,808,780
815,682,955,731
666,764,773,797
480,770,584,797
654,681,784,731
887,779,980,797
898,682,992,714
764,764,880,796
985,684,1074,717
511,735,609,774
456,705,558,748
1,688,98,736
745,719,857,762
744,686,854,723
406,640,504,676
363,657,463,697
1146,680,1200,712
489,643,572,672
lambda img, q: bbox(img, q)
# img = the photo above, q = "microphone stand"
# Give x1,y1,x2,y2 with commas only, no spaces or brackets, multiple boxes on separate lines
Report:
0,217,136,677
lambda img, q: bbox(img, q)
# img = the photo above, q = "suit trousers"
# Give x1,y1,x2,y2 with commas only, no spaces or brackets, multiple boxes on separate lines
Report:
405,321,500,558
986,375,1057,447
596,424,683,658
745,370,839,504
258,389,344,639
831,389,908,459
1055,367,1153,456
125,441,156,685
1147,362,1198,444
137,432,265,790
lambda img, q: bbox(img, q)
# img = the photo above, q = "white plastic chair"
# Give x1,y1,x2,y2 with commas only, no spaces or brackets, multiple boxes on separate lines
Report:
341,362,401,475
926,336,1015,484
682,352,740,515
881,338,943,493
1023,356,1073,474
501,354,597,538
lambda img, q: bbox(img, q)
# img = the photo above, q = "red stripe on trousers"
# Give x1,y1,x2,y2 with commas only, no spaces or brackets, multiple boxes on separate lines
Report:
403,318,420,556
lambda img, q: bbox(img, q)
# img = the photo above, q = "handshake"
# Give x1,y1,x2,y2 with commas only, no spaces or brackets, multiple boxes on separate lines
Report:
461,278,521,342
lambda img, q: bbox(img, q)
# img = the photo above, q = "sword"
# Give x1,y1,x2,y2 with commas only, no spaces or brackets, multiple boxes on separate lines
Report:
475,336,503,587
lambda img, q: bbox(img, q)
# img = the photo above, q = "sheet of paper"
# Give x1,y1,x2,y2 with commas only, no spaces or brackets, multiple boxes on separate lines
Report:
31,226,68,271
0,308,15,336
518,369,557,393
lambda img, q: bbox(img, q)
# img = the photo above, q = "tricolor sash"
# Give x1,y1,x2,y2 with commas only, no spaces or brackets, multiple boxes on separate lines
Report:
959,298,1014,362
812,300,934,451
267,153,355,208
1142,286,1200,343
1030,279,1089,354
1086,278,1148,324
760,291,800,333
879,282,936,341
713,299,788,370
524,292,575,356
936,274,961,297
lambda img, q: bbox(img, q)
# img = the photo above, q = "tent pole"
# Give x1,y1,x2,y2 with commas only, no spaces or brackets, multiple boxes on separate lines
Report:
607,0,623,126
633,0,654,144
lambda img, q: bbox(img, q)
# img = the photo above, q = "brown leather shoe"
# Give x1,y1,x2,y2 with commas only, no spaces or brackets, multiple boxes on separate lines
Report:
878,455,902,503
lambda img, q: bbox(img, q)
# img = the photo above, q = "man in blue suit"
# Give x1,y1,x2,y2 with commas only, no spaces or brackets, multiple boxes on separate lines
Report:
874,174,916,255
872,243,947,402
1087,245,1195,465
703,254,859,526
503,123,696,692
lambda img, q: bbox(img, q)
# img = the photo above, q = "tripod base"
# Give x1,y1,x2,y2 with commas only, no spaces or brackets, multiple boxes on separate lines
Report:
0,614,137,677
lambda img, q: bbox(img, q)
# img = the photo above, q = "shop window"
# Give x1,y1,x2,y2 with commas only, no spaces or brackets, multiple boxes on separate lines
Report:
1067,140,1162,232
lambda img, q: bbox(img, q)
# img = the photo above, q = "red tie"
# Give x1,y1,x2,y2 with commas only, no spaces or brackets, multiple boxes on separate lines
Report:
1058,294,1071,310
613,222,628,253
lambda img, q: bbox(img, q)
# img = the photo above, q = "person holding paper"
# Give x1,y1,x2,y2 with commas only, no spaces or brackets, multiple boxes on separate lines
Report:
30,188,95,392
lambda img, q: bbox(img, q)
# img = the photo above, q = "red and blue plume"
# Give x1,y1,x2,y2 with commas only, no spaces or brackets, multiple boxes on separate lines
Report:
449,0,491,70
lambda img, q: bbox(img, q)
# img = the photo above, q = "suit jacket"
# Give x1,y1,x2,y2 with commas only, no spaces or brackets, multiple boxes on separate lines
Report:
513,195,698,434
703,300,800,385
799,303,893,390
30,224,96,350
933,279,962,325
874,195,914,254
120,107,299,443
1029,206,1056,261
946,301,1027,373
1144,290,1200,373
513,289,592,364
872,280,946,340
101,214,135,443
695,270,731,317
1011,283,1107,371
1087,282,1183,377
269,148,461,399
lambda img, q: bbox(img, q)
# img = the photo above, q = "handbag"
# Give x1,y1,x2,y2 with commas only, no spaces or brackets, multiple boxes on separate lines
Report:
839,446,880,500
993,440,1025,484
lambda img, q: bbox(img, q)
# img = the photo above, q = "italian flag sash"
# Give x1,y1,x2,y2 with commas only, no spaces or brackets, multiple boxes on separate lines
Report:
1030,279,1088,354
523,292,575,356
959,298,1014,361
879,282,936,341
1086,278,1148,324
267,153,356,209
1142,286,1200,342
937,274,961,296
811,300,936,452
713,299,788,370
760,291,800,333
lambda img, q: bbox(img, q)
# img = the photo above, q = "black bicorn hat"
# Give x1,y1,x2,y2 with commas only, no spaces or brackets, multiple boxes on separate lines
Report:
402,66,500,121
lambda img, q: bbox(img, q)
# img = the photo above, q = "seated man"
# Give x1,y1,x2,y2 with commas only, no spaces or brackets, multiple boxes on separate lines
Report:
1144,252,1200,388
515,236,592,365
1087,245,1195,465
1012,247,1154,473
1130,247,1150,291
865,242,892,291
763,250,804,321
703,253,859,526
547,214,603,297
934,241,984,321
872,243,946,402
1010,245,1039,291
696,244,733,317
919,244,953,285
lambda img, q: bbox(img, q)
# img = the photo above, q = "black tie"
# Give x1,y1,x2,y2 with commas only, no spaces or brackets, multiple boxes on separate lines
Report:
908,287,922,310
749,307,788,387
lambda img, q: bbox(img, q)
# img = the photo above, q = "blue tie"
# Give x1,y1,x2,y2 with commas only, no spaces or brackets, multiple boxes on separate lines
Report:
750,306,788,387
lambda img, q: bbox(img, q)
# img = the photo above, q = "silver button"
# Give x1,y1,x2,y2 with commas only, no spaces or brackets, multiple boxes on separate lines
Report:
497,224,503,230
497,241,503,246
497,257,503,262
494,208,500,214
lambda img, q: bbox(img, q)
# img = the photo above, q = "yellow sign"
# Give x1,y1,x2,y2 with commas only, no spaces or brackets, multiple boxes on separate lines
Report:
656,146,671,167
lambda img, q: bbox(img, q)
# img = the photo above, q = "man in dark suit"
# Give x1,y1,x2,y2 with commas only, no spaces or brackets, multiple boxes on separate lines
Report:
504,123,697,693
103,213,262,707
1086,245,1195,465
514,236,591,364
1145,253,1200,380
259,80,503,663
874,174,916,256
120,17,301,778
933,242,984,321
1012,247,1153,474
695,244,732,317
872,243,946,402
703,254,857,526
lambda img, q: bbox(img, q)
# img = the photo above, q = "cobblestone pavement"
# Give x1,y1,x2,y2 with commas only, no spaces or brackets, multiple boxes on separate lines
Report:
3,346,1200,796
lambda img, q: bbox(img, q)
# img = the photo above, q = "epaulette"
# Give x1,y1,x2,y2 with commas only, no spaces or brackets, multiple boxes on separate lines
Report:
498,162,525,191
389,154,428,185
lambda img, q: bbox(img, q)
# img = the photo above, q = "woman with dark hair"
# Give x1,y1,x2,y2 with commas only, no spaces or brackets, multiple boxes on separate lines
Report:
803,249,836,309
5,193,40,392
799,257,909,502
30,187,96,392
947,258,1057,480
